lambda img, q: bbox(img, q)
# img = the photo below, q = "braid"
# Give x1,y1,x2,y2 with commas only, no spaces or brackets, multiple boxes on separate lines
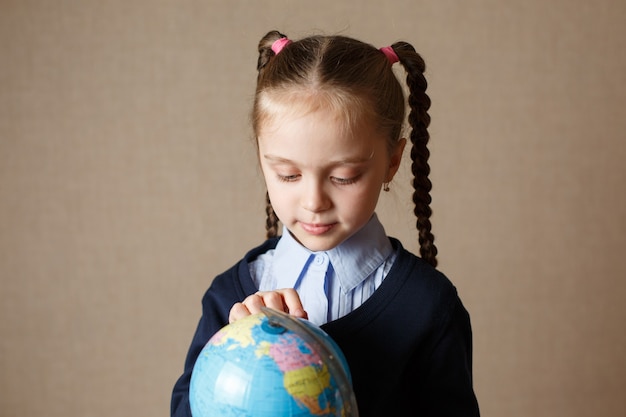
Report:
265,191,280,238
257,30,287,239
393,42,438,267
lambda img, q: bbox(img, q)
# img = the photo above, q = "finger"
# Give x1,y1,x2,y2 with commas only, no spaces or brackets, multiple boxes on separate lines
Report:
276,288,308,320
242,293,266,316
228,302,251,323
259,291,288,312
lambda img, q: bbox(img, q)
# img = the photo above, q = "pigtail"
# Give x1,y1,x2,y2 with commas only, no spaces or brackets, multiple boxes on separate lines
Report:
265,191,280,238
393,42,438,267
257,30,288,72
257,30,288,239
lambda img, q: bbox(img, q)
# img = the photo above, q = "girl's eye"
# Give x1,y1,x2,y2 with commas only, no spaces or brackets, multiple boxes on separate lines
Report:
277,174,300,182
331,176,358,185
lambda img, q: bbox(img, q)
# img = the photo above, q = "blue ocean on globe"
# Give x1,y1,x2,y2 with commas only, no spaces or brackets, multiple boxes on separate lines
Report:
189,308,358,417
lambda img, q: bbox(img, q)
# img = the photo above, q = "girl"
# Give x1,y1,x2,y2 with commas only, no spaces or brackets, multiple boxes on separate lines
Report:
172,31,479,416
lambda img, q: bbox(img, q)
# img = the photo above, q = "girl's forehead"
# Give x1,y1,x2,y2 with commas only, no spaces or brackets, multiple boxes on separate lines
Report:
257,105,386,165
256,87,374,136
256,95,392,164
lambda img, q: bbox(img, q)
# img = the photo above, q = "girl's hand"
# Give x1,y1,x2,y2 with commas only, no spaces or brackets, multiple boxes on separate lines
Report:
229,288,308,323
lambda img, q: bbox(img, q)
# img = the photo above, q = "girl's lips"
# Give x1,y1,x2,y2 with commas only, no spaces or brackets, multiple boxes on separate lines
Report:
299,222,336,235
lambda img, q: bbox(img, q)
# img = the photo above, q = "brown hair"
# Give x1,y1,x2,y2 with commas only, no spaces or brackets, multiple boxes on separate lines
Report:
253,30,438,267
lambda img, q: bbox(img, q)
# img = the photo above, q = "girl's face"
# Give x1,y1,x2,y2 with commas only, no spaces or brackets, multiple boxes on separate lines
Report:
258,105,405,252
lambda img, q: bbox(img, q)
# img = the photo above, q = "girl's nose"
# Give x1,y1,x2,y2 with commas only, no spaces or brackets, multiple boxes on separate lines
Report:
301,180,331,212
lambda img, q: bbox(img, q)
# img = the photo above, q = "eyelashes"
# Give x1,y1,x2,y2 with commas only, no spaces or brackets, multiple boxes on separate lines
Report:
331,176,358,185
276,174,299,182
275,173,360,185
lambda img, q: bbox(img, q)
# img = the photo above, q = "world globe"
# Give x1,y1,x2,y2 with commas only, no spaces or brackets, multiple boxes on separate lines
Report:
189,307,359,417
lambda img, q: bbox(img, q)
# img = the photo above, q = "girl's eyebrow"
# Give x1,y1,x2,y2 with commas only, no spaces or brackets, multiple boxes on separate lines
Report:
263,152,374,165
262,154,292,163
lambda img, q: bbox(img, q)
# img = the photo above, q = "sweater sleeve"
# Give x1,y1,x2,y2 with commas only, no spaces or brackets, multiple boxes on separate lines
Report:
417,295,480,416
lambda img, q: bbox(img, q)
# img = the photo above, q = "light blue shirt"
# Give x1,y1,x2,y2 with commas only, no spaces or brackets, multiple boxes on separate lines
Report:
248,214,397,325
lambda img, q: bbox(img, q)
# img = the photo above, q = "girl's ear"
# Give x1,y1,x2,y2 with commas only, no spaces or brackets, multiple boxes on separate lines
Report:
386,138,407,182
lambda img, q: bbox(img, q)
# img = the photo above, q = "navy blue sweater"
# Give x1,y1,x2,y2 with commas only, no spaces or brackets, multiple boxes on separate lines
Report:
171,238,479,416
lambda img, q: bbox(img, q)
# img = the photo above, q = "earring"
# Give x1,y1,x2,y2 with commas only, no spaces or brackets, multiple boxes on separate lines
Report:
383,182,390,192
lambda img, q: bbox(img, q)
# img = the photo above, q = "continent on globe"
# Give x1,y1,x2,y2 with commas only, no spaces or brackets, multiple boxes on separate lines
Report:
189,308,359,417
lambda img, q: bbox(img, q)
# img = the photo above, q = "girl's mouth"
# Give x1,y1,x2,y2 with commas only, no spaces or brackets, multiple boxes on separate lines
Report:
299,222,336,235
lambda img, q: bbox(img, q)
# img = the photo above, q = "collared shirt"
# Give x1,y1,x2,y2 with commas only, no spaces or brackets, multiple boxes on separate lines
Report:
248,214,397,325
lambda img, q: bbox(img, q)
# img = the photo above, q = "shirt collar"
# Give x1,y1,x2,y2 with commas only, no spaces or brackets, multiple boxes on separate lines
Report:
271,214,393,293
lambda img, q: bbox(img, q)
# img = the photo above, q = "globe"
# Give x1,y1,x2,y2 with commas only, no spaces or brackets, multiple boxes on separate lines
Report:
189,307,358,417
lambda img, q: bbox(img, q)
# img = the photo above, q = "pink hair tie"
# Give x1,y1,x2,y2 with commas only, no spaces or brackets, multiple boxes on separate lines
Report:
380,46,399,64
272,37,292,55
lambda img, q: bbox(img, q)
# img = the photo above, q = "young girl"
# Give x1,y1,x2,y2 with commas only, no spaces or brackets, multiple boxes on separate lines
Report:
171,31,479,416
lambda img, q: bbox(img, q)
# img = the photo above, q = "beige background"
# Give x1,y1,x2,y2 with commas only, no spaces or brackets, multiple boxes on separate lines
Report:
1,0,625,416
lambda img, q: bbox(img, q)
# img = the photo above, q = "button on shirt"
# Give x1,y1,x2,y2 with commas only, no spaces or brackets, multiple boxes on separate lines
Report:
248,214,397,325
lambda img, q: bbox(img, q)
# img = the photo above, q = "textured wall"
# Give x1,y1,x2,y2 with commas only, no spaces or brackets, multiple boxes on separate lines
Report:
1,1,625,416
